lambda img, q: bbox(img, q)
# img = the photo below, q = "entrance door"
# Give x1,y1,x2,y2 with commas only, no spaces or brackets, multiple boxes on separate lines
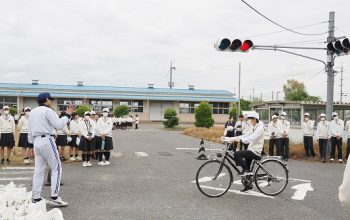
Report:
149,101,173,121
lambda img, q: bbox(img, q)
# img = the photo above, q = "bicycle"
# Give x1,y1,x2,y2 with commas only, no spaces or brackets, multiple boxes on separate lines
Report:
195,138,289,197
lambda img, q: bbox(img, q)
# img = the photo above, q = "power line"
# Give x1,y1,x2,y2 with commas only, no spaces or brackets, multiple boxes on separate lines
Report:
335,26,349,37
275,38,325,46
241,0,329,36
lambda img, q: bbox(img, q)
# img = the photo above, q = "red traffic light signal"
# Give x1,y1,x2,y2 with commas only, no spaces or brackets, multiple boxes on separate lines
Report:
214,39,253,52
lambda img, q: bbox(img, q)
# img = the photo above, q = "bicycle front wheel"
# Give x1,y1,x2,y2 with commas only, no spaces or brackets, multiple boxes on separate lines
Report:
254,159,288,196
196,160,232,197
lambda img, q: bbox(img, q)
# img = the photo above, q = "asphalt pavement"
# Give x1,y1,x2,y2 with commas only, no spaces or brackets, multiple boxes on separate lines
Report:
1,126,350,220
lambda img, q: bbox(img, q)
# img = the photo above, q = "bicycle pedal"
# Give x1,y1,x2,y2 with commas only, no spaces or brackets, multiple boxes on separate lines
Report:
216,153,222,157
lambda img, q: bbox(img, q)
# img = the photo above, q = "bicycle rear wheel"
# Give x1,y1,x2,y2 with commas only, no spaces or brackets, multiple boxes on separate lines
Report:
196,160,232,197
254,159,288,196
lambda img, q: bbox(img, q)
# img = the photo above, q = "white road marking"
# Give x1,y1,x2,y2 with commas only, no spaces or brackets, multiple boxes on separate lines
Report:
0,171,33,175
0,177,31,181
176,148,222,151
135,152,149,157
191,173,226,183
112,152,124,157
199,185,274,199
291,183,314,200
1,167,35,170
288,178,312,183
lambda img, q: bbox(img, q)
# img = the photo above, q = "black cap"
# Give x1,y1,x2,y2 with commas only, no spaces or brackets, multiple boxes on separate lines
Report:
37,92,54,104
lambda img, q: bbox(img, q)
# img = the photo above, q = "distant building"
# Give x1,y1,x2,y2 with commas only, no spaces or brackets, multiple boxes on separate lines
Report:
0,81,237,123
253,101,350,126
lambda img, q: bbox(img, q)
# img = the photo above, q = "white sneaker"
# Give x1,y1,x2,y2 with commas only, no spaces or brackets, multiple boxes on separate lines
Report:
82,161,88,167
76,156,82,161
98,161,105,166
330,158,335,162
69,157,76,161
87,161,92,167
104,161,110,165
46,197,68,207
23,159,30,164
339,159,343,163
28,159,34,163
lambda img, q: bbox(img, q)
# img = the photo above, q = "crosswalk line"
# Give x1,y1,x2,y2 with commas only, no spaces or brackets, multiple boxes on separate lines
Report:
135,152,149,157
1,167,35,170
112,152,124,157
0,177,31,181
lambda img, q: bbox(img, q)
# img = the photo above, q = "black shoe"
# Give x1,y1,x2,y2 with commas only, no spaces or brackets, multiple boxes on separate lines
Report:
6,159,10,164
240,185,253,192
0,159,4,165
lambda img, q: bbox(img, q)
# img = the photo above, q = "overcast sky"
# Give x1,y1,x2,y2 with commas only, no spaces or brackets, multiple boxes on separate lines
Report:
0,0,349,101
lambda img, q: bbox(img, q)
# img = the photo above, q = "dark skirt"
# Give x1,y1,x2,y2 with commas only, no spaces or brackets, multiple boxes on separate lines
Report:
56,135,68,146
79,136,96,152
0,133,15,148
69,135,78,147
96,136,113,151
18,133,32,148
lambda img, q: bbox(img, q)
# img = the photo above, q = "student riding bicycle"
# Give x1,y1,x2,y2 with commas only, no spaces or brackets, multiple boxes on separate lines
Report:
229,112,265,192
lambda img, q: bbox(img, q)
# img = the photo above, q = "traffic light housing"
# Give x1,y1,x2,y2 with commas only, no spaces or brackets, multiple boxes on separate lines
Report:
214,39,253,52
327,38,350,55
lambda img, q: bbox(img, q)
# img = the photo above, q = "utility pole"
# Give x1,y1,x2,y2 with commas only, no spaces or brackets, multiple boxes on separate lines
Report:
252,86,255,103
237,62,241,120
340,63,344,102
326,11,335,158
260,92,262,101
272,91,274,101
169,60,176,89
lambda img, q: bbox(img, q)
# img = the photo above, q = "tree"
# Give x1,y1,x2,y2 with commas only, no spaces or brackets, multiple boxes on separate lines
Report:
114,105,129,117
283,79,321,102
76,105,90,117
10,107,17,116
195,102,214,128
163,108,179,128
240,99,252,111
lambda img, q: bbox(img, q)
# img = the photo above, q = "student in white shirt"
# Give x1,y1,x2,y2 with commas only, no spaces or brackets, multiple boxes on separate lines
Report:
55,111,70,162
234,115,245,151
301,112,316,158
78,111,95,167
268,115,282,156
345,119,350,161
280,112,290,161
241,115,251,150
0,106,16,165
97,108,114,165
230,112,264,192
329,112,344,163
18,107,33,164
68,112,80,161
316,113,330,163
90,111,100,160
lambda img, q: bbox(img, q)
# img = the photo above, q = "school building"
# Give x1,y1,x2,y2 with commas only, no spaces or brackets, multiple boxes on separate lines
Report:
0,81,237,123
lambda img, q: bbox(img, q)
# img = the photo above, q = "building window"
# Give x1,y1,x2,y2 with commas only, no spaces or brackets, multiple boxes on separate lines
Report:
256,109,269,124
90,99,113,112
179,102,199,114
0,97,17,109
283,108,301,126
119,100,143,113
210,102,229,115
57,99,83,111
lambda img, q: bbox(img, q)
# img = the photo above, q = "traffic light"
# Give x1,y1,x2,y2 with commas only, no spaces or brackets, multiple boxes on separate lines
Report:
327,38,350,55
214,39,253,52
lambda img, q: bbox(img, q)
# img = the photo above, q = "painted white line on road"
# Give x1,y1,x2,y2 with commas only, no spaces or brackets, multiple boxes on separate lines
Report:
176,148,222,151
291,183,314,200
112,152,124,157
1,167,35,170
191,173,227,183
0,171,33,175
0,177,31,181
135,152,149,157
288,178,312,183
199,185,274,199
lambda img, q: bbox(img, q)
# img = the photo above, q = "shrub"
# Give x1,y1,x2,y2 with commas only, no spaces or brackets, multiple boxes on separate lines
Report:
10,107,17,116
76,105,91,117
195,102,214,128
163,108,179,128
114,105,129,117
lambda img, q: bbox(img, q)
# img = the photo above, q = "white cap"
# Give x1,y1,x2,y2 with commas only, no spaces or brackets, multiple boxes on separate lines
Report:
90,111,96,115
247,112,259,120
332,112,338,117
304,112,310,117
281,112,287,116
84,111,90,116
24,107,31,111
272,115,278,119
102,108,109,112
320,113,326,117
3,106,9,110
